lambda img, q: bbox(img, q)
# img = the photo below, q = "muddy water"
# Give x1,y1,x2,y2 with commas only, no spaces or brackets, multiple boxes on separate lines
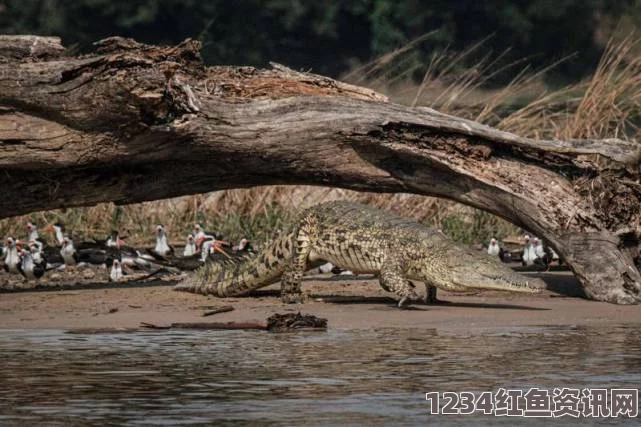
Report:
0,326,639,425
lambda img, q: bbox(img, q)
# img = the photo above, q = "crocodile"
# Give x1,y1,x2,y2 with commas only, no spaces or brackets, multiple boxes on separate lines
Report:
174,201,545,306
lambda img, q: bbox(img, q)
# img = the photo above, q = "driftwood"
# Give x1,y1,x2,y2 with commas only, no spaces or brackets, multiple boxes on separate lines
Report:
68,314,328,333
267,312,328,332
140,321,268,331
66,327,142,334
1,35,640,304
139,312,328,332
202,305,235,317
65,322,265,333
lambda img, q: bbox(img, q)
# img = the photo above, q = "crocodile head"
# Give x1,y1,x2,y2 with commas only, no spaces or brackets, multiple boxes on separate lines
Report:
452,260,544,293
428,244,546,293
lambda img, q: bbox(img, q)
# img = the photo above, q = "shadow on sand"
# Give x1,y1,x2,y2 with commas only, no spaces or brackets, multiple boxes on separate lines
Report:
318,295,549,311
0,278,179,293
0,268,585,309
248,289,549,311
307,270,586,299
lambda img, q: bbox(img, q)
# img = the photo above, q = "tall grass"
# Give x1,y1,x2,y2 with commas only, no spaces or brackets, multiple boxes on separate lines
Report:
2,35,639,247
500,34,641,140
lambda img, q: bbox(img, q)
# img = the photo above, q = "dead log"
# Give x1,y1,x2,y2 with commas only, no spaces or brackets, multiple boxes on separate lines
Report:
1,35,640,304
202,305,235,317
66,327,143,334
140,321,268,331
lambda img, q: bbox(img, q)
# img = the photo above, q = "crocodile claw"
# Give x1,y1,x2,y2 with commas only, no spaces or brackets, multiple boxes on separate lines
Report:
281,292,307,304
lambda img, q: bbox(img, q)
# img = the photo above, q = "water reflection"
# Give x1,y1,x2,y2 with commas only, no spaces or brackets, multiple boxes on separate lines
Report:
0,326,639,425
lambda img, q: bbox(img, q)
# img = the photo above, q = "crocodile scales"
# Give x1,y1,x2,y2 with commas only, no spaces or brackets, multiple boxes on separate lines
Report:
175,201,544,306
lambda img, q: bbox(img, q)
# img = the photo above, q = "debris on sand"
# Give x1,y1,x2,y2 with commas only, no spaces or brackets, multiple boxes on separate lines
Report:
142,321,267,331
266,312,327,332
66,312,328,334
202,305,234,317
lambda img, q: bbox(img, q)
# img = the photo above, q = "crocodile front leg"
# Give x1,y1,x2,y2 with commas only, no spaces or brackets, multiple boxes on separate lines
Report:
281,214,317,304
423,284,451,305
379,260,419,308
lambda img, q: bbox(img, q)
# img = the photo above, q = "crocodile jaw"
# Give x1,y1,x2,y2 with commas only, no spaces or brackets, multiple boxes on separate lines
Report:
451,269,545,293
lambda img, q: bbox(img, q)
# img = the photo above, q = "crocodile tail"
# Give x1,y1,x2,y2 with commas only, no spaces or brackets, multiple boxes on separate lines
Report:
173,232,294,296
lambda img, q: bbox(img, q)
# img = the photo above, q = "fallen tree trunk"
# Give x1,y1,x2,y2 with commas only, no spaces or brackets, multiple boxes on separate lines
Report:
1,35,640,304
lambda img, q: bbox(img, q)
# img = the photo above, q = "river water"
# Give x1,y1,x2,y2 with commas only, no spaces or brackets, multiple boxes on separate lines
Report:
0,325,639,425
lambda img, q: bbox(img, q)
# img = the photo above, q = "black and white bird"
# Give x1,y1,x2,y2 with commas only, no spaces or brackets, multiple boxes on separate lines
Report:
199,236,236,262
58,236,118,269
150,235,210,271
100,232,149,269
498,247,512,263
28,241,45,265
153,224,173,257
44,223,66,247
533,237,556,268
192,224,209,246
487,238,500,256
533,237,545,259
109,259,124,282
25,221,50,249
28,239,63,267
139,225,174,261
26,221,40,243
192,224,225,249
19,248,46,280
183,235,196,257
115,239,176,274
200,239,217,263
521,235,537,266
60,237,80,267
232,238,255,254
318,262,336,274
106,231,125,249
3,237,22,274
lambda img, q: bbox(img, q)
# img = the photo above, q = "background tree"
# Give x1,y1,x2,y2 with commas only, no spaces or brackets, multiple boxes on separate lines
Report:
0,0,638,83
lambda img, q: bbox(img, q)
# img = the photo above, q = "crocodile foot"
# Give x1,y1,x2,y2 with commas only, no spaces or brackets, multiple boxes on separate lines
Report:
423,296,452,305
281,292,307,304
424,285,451,305
397,296,413,308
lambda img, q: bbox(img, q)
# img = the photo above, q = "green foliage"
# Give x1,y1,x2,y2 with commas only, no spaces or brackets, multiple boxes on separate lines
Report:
197,203,295,247
367,0,635,84
0,0,638,82
440,210,515,245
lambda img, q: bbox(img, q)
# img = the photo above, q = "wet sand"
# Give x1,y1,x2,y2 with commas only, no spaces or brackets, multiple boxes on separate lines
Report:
1,272,640,331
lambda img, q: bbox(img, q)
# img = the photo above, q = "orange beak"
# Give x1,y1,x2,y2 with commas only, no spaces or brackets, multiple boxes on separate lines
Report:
212,244,233,260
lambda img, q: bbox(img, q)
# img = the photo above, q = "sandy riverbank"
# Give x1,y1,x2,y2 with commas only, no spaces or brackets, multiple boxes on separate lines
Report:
1,272,640,332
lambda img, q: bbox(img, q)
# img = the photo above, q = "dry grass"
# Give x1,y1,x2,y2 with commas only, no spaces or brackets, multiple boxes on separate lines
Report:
2,35,640,247
0,187,510,247
500,34,641,140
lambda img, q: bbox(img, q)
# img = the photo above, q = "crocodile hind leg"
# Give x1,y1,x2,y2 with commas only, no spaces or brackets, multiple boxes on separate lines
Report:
281,267,307,303
280,215,317,304
379,262,419,308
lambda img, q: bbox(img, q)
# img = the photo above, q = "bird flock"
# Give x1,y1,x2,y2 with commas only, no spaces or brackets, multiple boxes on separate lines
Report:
0,221,254,284
1,220,561,287
487,234,561,267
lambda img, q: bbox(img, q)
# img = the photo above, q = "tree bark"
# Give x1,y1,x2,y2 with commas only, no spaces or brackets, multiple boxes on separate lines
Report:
1,35,640,304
